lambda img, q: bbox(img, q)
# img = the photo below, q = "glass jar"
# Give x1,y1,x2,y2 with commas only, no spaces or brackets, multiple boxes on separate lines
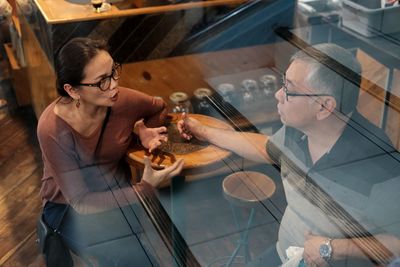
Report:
217,83,237,104
259,74,278,97
169,92,193,114
240,79,259,103
193,88,212,115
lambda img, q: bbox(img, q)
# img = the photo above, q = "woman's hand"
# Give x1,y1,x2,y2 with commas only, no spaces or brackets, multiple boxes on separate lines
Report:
141,156,184,187
135,119,168,152
177,113,206,141
303,232,329,267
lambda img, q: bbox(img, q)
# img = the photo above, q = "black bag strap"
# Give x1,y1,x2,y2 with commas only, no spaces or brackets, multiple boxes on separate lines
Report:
95,107,111,157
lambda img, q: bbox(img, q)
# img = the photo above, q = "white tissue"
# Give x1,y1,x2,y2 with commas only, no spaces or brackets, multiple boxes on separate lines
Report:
281,246,304,267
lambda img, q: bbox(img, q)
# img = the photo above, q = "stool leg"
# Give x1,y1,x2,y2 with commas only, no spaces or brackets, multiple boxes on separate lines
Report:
242,208,255,263
230,202,241,231
225,207,255,267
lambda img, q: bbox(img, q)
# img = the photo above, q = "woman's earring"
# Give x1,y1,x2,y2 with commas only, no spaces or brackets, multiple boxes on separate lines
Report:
76,99,80,108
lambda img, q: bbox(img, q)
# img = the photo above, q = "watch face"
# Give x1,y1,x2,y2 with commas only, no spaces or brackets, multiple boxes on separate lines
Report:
320,244,331,258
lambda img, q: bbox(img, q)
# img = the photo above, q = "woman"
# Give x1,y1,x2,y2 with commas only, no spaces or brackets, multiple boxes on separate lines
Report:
37,37,184,266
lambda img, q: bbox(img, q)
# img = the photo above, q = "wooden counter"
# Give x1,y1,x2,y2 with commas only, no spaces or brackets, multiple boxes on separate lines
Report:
35,0,247,24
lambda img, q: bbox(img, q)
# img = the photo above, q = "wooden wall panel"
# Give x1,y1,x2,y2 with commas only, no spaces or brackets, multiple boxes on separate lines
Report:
356,49,388,128
385,69,400,149
356,49,400,150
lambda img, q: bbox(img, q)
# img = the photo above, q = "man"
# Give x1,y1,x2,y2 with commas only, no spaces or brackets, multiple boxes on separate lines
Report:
178,43,400,266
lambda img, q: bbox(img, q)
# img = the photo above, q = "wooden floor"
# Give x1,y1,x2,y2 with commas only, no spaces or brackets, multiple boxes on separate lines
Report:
0,50,92,266
0,106,46,266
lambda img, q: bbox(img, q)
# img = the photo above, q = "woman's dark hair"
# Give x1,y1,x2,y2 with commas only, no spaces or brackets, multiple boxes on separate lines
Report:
54,37,109,97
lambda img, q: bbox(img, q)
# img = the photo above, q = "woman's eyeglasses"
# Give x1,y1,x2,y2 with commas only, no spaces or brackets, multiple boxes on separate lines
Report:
77,63,122,91
281,74,331,102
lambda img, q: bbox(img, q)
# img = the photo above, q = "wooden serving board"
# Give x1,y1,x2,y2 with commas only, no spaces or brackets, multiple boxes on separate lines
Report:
126,113,233,171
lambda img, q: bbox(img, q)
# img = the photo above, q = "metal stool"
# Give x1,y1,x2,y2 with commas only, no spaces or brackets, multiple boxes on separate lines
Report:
210,171,276,267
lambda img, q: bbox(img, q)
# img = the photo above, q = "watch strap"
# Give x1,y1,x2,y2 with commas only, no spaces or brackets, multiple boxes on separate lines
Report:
324,238,333,262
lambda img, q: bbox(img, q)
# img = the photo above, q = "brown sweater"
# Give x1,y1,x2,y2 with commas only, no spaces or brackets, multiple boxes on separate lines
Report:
37,87,167,214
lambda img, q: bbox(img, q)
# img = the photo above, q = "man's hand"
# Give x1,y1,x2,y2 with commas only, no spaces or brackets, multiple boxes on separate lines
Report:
141,156,184,187
303,231,329,267
177,113,206,141
135,119,168,153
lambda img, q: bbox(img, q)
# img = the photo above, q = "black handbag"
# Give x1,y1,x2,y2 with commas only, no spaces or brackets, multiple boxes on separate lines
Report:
36,208,73,267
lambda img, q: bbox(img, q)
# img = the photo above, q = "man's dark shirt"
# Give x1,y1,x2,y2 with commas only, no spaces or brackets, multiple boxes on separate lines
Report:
266,111,400,264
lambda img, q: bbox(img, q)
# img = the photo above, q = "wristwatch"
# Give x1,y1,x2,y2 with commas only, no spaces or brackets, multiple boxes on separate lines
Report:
319,238,333,262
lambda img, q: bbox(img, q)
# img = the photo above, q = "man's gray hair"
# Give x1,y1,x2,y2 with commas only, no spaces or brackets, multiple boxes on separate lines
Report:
290,43,362,115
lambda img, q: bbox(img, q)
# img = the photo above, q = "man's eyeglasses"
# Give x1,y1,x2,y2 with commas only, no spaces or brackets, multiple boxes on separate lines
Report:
281,74,331,102
77,63,122,91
